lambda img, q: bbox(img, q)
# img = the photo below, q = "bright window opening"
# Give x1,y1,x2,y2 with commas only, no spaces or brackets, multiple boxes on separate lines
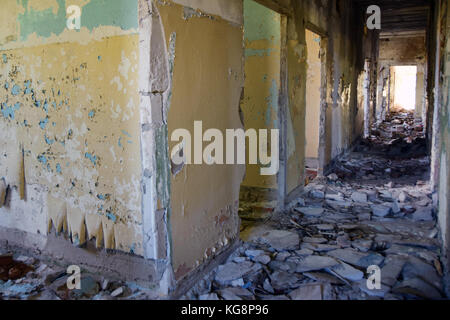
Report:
392,66,417,111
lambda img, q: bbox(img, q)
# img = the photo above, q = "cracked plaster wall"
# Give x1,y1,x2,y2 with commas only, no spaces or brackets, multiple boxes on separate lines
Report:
0,0,144,256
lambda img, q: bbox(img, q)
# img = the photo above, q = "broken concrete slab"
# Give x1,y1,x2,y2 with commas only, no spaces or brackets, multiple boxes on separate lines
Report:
295,255,339,273
328,262,364,282
215,261,255,285
295,207,324,217
327,249,384,268
393,278,442,300
269,271,302,291
288,284,323,300
257,230,300,251
371,204,392,217
351,192,368,203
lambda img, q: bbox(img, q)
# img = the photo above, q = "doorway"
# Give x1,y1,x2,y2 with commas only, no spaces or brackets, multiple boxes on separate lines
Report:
239,0,283,231
305,29,322,180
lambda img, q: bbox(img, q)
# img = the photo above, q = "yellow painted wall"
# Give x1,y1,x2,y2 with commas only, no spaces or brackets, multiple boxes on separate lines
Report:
157,1,245,279
0,0,143,255
305,30,321,161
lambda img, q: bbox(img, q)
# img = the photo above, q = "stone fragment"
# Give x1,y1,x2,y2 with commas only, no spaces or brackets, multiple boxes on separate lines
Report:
358,280,391,298
351,239,373,253
269,271,302,291
301,243,340,252
351,192,368,203
258,230,300,251
381,255,407,287
254,255,271,265
288,284,323,300
263,278,274,294
275,252,291,261
295,207,324,217
314,224,335,231
310,190,325,199
328,262,364,282
111,287,124,297
327,173,339,181
303,272,345,285
391,201,401,214
371,204,391,217
215,262,254,285
73,276,99,298
295,256,339,273
303,237,328,244
328,249,384,268
245,250,265,258
411,207,433,222
218,288,243,300
393,278,442,300
398,191,407,203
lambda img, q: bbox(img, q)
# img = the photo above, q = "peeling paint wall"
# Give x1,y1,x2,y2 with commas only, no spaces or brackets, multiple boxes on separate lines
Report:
0,0,143,255
241,0,280,190
433,0,450,288
156,0,245,280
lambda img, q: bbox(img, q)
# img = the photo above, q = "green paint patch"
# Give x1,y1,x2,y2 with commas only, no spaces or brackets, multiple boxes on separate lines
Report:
245,48,275,57
244,0,281,43
17,0,138,41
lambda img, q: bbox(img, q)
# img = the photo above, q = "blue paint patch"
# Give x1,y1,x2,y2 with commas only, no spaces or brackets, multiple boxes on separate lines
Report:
98,56,102,61
56,163,62,173
2,54,7,63
24,80,32,94
106,211,117,223
44,135,55,145
264,79,279,128
118,137,123,147
85,152,98,166
4,82,9,89
37,155,48,165
97,194,106,200
11,84,21,96
34,99,41,108
52,122,56,127
43,100,49,113
1,102,20,119
88,110,95,118
121,130,132,137
52,101,57,110
39,117,49,129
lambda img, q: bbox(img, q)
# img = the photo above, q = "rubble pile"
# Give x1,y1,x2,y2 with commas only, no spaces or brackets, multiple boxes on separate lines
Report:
356,110,426,158
183,112,445,301
185,173,443,300
0,253,158,300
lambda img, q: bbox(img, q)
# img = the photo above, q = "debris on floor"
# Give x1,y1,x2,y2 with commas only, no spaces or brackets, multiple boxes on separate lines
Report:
0,253,159,300
182,111,445,301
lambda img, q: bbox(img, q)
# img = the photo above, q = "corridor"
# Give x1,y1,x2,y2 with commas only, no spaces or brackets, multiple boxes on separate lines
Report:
182,110,445,300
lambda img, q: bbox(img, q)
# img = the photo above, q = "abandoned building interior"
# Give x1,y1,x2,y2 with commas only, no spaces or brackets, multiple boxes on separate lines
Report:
0,0,449,300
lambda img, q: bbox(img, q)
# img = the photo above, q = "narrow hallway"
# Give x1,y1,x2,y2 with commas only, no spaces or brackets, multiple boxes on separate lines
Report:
185,109,445,300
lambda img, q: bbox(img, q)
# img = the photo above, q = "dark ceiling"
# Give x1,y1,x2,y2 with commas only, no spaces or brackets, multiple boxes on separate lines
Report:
353,0,432,36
